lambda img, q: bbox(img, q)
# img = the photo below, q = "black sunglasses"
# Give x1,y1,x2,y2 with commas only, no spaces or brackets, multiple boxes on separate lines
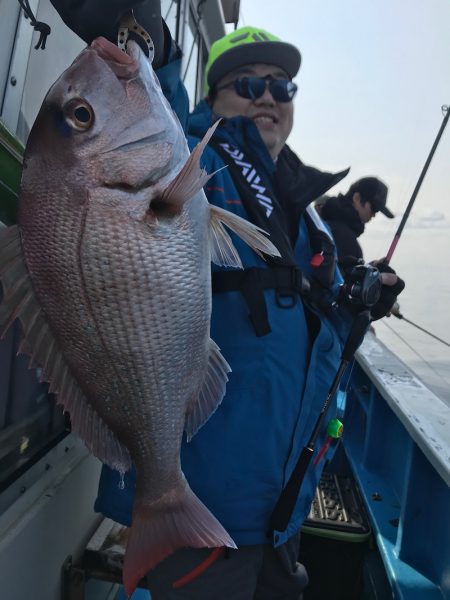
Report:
215,76,298,103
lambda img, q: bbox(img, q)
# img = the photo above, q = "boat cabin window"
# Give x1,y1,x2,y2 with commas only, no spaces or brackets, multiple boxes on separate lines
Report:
182,4,208,110
162,0,180,47
0,324,68,492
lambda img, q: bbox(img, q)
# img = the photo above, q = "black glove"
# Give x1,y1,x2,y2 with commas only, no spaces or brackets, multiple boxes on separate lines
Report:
50,0,143,43
370,262,405,321
50,0,166,66
341,257,405,321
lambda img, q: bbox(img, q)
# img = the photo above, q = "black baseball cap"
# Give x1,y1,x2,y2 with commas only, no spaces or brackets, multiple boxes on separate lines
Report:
350,177,394,218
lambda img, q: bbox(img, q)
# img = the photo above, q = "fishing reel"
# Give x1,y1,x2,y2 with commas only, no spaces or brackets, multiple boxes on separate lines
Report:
341,260,382,307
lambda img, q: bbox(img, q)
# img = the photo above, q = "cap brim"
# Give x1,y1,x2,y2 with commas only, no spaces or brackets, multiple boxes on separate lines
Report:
379,206,395,218
207,41,301,90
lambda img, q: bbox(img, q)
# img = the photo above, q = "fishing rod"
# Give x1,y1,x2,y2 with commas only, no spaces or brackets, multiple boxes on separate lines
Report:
392,311,450,348
386,104,450,263
269,103,450,534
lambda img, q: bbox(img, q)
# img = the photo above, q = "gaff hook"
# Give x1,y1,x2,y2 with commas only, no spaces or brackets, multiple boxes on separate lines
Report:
117,11,154,63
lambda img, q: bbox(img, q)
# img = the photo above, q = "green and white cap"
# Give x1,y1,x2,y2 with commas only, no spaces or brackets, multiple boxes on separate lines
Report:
204,26,301,96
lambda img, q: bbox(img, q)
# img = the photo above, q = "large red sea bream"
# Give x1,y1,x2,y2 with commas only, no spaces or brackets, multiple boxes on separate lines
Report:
0,37,279,595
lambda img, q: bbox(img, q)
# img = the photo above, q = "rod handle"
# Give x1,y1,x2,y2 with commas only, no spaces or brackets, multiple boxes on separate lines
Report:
268,446,314,534
342,310,371,362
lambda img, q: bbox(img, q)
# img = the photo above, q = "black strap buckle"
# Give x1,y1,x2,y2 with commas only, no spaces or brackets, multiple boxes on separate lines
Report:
211,266,314,336
275,267,310,309
275,289,296,309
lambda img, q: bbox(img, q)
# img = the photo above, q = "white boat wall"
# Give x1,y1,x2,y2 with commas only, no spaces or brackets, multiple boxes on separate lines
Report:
0,1,449,599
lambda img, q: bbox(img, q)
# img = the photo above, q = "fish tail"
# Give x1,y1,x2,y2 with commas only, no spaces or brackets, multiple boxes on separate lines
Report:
123,484,236,597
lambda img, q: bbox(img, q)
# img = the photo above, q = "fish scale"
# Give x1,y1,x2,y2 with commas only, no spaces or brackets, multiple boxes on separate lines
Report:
77,209,209,480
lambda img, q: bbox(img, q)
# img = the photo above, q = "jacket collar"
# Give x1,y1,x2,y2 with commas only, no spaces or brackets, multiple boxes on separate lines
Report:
321,195,365,237
188,100,277,178
188,100,350,208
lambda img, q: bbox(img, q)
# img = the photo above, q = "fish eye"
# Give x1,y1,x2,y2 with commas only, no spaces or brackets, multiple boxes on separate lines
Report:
64,99,94,131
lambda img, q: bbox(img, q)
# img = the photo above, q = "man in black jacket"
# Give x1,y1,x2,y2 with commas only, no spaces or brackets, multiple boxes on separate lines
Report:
320,177,394,266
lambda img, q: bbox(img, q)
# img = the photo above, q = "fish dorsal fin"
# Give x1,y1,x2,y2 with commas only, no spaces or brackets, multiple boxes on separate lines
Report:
0,226,131,473
158,120,221,210
184,338,231,441
209,204,281,267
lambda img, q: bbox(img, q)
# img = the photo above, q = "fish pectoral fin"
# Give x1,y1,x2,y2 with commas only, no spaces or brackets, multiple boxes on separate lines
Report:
0,226,131,474
184,339,231,441
156,120,221,211
209,204,281,267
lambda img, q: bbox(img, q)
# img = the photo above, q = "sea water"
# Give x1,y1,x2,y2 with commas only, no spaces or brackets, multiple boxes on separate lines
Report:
362,225,450,406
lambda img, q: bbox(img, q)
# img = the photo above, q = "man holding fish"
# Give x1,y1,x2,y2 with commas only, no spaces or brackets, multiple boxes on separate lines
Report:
13,0,403,597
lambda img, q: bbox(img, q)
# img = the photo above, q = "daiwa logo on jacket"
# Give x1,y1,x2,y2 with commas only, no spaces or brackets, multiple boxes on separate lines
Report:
220,143,273,217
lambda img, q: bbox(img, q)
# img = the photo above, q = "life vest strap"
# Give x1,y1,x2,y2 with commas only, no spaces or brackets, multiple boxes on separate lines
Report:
212,265,311,336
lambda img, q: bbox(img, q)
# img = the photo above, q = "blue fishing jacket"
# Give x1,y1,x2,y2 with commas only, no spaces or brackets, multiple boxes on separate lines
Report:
95,53,352,547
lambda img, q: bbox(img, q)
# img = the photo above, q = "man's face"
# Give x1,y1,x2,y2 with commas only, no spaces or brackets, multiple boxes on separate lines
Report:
353,193,375,224
210,64,294,160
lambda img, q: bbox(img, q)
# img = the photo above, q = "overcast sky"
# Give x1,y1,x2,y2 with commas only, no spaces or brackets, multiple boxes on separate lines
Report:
235,2,450,394
237,0,450,226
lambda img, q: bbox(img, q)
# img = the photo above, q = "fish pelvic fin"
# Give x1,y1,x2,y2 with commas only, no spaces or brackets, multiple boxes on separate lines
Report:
0,226,131,474
185,338,231,441
157,120,221,212
123,480,236,598
209,205,281,267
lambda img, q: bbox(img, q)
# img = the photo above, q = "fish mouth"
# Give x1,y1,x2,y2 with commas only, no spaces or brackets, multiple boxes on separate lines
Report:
90,37,140,79
83,38,175,192
87,38,167,155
